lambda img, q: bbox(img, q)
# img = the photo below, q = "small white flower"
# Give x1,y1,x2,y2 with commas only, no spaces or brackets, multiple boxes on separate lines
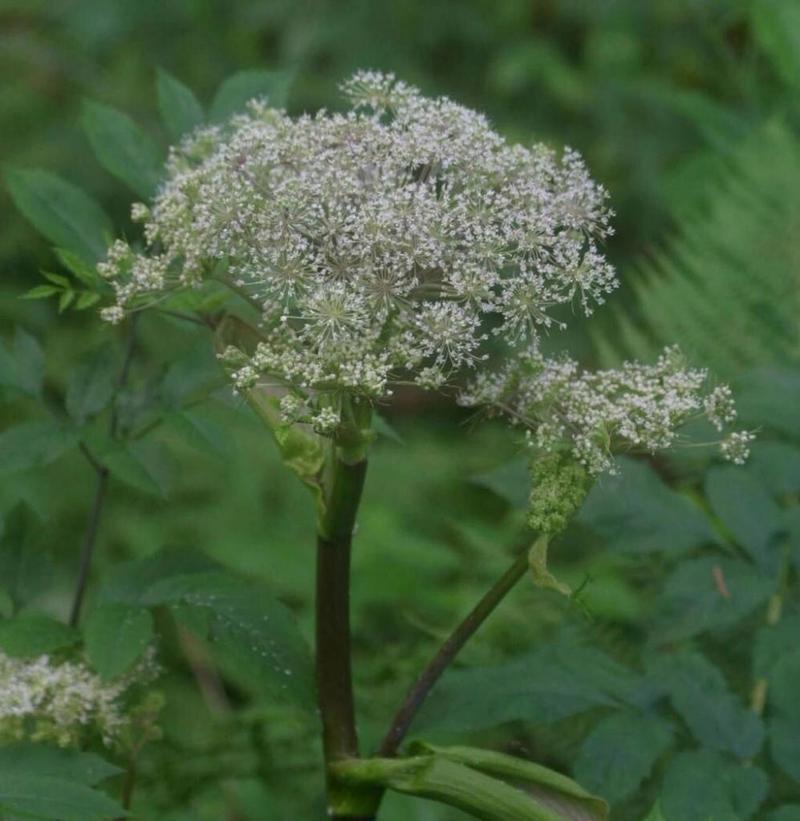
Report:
99,71,615,418
720,430,755,465
461,346,746,475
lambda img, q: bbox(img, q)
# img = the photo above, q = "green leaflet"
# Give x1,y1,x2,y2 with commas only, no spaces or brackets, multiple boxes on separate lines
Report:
81,100,163,199
4,167,111,263
0,614,79,657
574,712,673,804
210,69,294,122
83,602,153,680
660,750,768,821
0,774,124,821
0,327,45,398
156,68,205,141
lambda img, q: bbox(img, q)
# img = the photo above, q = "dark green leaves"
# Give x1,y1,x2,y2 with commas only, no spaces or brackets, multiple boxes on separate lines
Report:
210,69,293,122
0,505,54,610
101,550,314,710
653,557,773,642
0,745,124,820
142,571,314,708
579,458,715,555
81,100,162,199
0,614,79,657
0,420,78,476
574,712,673,803
0,744,121,786
66,348,117,425
84,603,153,679
157,68,204,141
0,776,124,820
660,750,768,821
705,465,784,572
5,168,111,263
415,636,638,735
767,650,800,781
661,652,764,759
0,327,45,398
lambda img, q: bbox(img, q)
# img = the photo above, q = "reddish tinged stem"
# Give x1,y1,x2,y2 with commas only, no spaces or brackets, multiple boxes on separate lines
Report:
378,551,529,758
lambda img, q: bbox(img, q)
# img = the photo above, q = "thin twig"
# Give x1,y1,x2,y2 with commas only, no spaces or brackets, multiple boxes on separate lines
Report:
377,550,529,758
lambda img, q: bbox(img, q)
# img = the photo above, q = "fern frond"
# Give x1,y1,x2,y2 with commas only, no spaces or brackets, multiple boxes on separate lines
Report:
596,122,800,379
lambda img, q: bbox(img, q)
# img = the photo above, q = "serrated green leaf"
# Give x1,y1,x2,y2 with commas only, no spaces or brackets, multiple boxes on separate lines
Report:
44,272,70,287
140,571,314,709
54,247,100,286
415,634,638,735
749,441,800,497
58,289,75,312
660,652,764,759
753,616,800,679
66,348,117,425
661,751,768,821
705,465,783,573
22,285,60,300
76,291,102,309
574,712,673,803
751,0,800,89
9,327,45,397
767,806,800,821
0,614,79,657
769,650,800,721
81,100,162,199
84,603,153,680
0,744,121,785
157,68,204,141
653,556,773,642
0,420,78,475
0,774,125,820
5,168,111,263
770,715,800,782
579,458,715,555
100,546,219,606
0,504,54,609
210,69,293,122
101,441,171,497
166,410,226,457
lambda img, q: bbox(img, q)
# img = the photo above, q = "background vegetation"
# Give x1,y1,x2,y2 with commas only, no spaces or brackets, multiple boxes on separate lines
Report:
2,1,799,819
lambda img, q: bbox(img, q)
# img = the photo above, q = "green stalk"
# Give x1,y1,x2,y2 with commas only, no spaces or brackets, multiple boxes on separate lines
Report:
316,399,378,819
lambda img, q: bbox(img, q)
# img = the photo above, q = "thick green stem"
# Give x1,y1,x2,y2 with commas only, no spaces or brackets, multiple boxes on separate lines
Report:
378,549,529,758
316,416,378,819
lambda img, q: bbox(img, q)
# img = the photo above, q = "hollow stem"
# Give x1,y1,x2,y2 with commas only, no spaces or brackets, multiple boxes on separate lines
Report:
316,432,377,819
378,550,529,758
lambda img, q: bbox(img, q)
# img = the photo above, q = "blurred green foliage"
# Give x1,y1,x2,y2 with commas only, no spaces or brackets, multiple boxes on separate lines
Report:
2,0,800,819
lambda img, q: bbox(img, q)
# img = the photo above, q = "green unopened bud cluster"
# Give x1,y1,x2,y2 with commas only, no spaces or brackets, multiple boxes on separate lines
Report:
527,451,591,536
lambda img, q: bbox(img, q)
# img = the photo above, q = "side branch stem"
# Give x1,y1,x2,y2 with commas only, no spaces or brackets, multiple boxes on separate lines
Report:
377,550,529,758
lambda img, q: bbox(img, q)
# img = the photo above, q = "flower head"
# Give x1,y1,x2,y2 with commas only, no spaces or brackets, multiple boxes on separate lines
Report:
460,346,751,475
0,649,158,748
99,71,615,419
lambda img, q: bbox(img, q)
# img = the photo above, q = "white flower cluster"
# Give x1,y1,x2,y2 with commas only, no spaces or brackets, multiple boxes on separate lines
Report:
459,346,752,474
0,649,157,748
99,71,615,422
